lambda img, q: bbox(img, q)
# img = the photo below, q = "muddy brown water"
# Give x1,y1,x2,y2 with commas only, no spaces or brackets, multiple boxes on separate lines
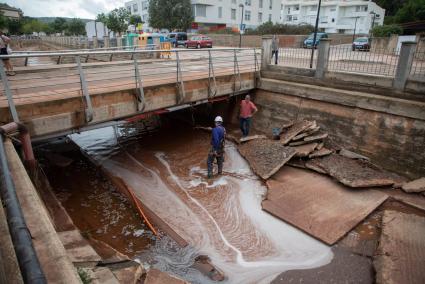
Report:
63,124,333,283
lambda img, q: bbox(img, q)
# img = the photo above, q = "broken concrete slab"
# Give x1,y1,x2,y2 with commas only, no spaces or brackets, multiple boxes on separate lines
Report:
262,167,388,245
292,142,318,157
287,159,307,169
339,149,370,161
288,139,315,146
280,120,314,145
374,210,425,284
239,134,267,143
304,132,328,142
316,142,324,151
402,177,425,193
192,255,225,281
309,148,333,159
238,139,296,180
58,230,102,267
377,188,425,212
144,269,188,284
271,246,374,284
110,263,144,284
306,154,396,188
292,125,320,141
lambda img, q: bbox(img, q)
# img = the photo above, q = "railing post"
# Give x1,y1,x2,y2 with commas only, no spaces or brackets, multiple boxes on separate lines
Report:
104,36,110,48
315,38,331,79
233,49,242,92
0,62,19,122
207,49,217,98
75,56,93,122
261,35,273,69
175,51,185,104
133,54,145,111
393,41,417,91
92,36,98,49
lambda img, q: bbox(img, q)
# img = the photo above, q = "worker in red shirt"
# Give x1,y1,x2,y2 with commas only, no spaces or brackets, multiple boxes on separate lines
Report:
239,94,258,137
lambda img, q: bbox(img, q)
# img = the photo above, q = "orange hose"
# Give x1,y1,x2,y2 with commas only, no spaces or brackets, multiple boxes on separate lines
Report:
126,185,159,237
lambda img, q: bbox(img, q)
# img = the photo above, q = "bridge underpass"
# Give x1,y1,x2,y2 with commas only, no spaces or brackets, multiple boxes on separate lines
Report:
0,48,259,140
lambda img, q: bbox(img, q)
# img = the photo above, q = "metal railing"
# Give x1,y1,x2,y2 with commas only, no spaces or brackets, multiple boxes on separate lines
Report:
278,47,317,69
0,48,260,124
328,45,400,77
411,49,425,79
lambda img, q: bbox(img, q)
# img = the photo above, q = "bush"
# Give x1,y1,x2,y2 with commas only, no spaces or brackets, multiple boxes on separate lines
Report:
372,24,403,37
245,21,314,35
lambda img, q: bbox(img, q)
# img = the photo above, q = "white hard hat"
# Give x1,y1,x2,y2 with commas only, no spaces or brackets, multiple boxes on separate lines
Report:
214,116,223,123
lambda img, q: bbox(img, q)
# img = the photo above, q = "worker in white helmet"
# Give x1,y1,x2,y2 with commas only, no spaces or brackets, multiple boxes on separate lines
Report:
207,116,226,179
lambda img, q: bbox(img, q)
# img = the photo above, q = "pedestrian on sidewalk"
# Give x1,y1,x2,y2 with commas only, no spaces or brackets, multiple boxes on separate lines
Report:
239,94,258,137
271,35,279,65
207,116,226,179
0,32,15,76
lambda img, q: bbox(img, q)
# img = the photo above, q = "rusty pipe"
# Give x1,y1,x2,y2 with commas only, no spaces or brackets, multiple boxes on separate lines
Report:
0,122,36,168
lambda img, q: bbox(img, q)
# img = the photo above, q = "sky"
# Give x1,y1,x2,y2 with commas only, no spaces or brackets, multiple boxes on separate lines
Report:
5,0,127,19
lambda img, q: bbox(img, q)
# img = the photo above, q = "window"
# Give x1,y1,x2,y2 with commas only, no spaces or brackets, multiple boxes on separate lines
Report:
332,18,335,22
293,16,298,21
356,5,368,12
269,0,272,9
295,5,299,11
245,10,251,21
287,8,291,14
196,5,206,17
218,7,222,18
133,4,138,12
310,5,317,11
126,6,131,12
269,14,272,21
259,0,263,9
231,8,236,20
142,1,148,10
287,15,292,21
258,12,262,22
330,7,336,12
245,0,251,6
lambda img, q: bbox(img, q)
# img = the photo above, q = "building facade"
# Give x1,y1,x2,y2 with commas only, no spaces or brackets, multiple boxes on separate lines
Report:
0,4,23,20
280,0,385,34
124,0,281,32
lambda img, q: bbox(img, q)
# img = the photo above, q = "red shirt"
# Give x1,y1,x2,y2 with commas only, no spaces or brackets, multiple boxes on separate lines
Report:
240,100,257,118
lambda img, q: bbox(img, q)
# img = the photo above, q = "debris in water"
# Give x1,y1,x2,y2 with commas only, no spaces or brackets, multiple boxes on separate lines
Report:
192,255,225,281
238,139,296,179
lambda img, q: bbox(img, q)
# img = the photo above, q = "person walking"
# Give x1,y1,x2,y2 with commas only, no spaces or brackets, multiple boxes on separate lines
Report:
207,116,226,179
271,35,279,65
0,32,15,76
239,95,257,137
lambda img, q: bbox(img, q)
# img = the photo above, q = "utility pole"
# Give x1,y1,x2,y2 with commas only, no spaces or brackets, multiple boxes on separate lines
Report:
239,4,244,48
352,16,359,42
309,0,322,69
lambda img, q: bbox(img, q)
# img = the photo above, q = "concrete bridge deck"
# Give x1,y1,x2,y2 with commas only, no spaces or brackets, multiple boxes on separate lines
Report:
0,48,259,140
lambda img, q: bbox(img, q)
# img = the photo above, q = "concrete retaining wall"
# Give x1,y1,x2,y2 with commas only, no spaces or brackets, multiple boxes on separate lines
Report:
254,79,425,178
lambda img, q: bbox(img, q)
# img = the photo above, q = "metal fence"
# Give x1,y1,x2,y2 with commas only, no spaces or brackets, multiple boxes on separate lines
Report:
411,49,425,79
328,45,400,77
0,48,260,123
278,47,317,69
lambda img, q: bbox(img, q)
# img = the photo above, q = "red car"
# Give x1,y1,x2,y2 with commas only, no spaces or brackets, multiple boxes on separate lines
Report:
185,35,213,49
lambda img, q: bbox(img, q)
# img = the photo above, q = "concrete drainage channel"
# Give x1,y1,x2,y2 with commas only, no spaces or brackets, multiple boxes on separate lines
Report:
1,72,425,283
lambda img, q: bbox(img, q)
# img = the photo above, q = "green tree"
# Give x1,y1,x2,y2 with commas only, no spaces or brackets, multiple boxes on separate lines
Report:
149,0,193,31
22,19,45,34
372,24,403,37
7,19,23,34
373,0,407,17
129,14,143,25
394,0,425,23
104,8,130,35
52,17,67,34
65,18,86,36
0,11,7,30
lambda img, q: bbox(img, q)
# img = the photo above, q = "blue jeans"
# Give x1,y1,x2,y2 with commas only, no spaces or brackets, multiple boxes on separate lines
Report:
207,149,224,178
272,50,278,65
240,117,252,137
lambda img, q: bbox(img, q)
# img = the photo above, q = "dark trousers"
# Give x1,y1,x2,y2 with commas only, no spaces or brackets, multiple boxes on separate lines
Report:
272,50,278,65
240,117,252,137
207,149,223,177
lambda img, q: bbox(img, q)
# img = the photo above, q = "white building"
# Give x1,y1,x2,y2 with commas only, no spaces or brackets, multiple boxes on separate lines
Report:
124,0,282,32
280,0,385,34
85,21,113,39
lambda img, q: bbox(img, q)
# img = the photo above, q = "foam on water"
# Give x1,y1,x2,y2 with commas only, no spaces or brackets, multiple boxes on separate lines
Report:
71,127,333,283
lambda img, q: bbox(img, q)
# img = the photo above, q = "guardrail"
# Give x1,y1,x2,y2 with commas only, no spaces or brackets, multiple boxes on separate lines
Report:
0,48,260,125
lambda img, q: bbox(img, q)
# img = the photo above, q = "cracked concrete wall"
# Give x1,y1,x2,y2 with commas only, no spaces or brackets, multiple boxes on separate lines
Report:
252,89,425,178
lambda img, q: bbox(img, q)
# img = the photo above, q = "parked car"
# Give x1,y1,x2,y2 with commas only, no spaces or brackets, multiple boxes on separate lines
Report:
352,37,370,51
185,35,213,49
168,32,188,47
303,32,328,49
